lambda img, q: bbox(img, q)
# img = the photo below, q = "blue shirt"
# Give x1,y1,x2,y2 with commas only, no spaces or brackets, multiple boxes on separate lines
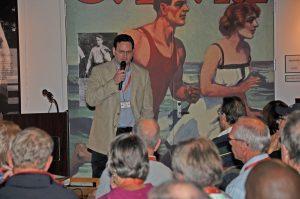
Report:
225,153,269,199
116,62,135,127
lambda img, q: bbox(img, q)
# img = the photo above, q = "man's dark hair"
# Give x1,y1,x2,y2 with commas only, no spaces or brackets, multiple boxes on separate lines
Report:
221,96,246,125
153,0,172,13
113,34,134,49
95,34,103,39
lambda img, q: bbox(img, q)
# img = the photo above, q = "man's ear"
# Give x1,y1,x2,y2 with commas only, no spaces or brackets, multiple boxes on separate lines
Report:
160,3,168,16
173,172,185,181
153,138,161,152
6,150,14,168
112,47,116,57
281,144,290,164
43,156,53,171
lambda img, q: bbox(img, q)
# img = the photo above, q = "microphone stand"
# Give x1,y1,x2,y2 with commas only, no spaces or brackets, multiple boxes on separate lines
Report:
47,97,59,113
43,90,59,113
52,98,59,113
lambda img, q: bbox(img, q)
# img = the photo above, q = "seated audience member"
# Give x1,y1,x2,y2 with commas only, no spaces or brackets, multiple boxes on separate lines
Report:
0,127,78,199
98,133,152,199
148,180,210,199
213,96,246,168
172,138,230,199
0,120,21,183
245,159,300,199
281,111,300,173
262,100,288,158
96,119,171,197
225,117,271,199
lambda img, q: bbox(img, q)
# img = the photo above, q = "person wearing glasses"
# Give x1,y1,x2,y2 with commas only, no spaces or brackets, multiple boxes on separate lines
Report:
86,34,154,178
225,117,271,199
213,97,246,177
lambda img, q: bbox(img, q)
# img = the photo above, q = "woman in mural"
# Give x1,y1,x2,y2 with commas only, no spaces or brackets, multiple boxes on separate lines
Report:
200,2,261,116
169,2,262,142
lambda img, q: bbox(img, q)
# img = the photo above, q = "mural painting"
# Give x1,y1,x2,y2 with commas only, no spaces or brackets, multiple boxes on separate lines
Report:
66,0,274,176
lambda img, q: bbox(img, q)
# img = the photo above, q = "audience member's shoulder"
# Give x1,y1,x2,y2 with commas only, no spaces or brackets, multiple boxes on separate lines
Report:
150,160,172,172
50,181,78,199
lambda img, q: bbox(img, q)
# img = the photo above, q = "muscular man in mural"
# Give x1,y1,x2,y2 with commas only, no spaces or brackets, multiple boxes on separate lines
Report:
124,0,199,119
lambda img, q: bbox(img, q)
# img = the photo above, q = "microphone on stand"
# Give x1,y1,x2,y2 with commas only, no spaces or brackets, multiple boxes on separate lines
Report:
42,89,59,113
42,89,53,103
118,61,126,91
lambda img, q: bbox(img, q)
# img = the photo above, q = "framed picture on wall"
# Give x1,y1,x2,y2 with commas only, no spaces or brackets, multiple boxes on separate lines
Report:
285,55,300,73
0,0,20,114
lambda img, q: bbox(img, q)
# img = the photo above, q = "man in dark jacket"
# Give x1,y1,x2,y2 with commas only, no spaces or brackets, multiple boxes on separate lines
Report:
0,127,78,199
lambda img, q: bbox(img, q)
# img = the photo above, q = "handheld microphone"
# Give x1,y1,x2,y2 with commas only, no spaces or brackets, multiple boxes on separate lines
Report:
118,61,126,91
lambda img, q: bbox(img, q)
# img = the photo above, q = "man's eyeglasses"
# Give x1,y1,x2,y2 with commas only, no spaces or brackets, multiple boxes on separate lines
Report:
116,50,133,56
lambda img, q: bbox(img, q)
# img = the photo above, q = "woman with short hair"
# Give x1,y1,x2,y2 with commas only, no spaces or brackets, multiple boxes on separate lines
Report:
98,133,152,199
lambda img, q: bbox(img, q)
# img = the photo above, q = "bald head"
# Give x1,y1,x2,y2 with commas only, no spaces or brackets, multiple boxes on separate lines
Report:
246,159,300,199
134,119,160,149
148,180,209,199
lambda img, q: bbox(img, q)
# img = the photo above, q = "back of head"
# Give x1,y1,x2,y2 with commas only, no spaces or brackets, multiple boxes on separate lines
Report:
172,138,223,187
134,118,160,149
10,127,53,170
148,180,209,199
246,159,300,199
0,120,21,166
262,100,288,135
233,117,270,153
281,111,300,164
107,133,149,180
219,2,261,36
221,96,246,125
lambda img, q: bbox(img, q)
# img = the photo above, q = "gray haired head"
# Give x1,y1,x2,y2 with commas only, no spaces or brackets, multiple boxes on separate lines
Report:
107,133,149,180
282,111,300,164
10,127,53,169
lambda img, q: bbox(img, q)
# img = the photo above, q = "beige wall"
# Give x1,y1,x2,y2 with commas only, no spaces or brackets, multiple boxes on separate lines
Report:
18,0,67,113
275,0,300,105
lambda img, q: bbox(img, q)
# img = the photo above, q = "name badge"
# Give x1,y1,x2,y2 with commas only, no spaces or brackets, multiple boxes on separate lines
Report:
120,101,131,109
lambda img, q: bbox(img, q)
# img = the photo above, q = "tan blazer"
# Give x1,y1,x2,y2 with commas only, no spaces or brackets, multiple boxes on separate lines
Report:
86,60,154,154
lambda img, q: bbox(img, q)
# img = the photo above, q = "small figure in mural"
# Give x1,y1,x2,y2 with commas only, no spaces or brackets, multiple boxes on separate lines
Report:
85,34,112,77
170,2,262,141
0,22,11,114
0,23,11,69
124,0,199,119
85,34,153,178
77,45,85,65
